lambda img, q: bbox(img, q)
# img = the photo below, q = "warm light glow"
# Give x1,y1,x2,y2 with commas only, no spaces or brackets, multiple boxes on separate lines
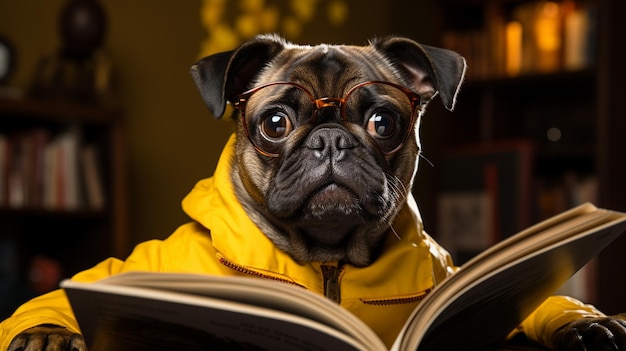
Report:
290,0,318,22
505,21,522,76
328,0,348,26
535,2,561,52
564,5,590,70
199,0,350,58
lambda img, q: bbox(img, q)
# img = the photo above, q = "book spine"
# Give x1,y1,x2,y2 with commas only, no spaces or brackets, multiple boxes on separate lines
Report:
81,145,106,210
0,134,9,206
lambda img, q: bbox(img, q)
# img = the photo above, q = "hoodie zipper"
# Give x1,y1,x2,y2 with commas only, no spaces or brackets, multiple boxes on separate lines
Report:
321,264,342,304
360,289,431,306
220,256,424,306
219,255,344,302
218,256,304,287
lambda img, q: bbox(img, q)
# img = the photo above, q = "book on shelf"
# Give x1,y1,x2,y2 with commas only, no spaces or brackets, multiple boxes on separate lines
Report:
0,134,9,206
562,0,597,70
61,203,626,351
0,126,106,212
2,129,49,209
44,126,82,211
441,0,597,79
81,145,106,210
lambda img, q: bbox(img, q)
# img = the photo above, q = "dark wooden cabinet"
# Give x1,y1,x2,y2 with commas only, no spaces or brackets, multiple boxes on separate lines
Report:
0,97,129,318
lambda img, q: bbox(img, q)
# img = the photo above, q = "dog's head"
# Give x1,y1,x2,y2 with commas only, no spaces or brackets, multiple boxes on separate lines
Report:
191,34,465,267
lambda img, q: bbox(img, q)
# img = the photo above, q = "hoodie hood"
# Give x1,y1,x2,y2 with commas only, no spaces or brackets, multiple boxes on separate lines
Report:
182,134,455,297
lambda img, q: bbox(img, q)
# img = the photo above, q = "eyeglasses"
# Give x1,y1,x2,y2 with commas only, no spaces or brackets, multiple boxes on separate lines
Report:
233,81,423,157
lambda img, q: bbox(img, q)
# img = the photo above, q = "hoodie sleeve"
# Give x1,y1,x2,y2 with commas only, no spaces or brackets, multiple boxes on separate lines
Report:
0,236,173,349
0,257,125,349
0,221,217,348
513,295,605,348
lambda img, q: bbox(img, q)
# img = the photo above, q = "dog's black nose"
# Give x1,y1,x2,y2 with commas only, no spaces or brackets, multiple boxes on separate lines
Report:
306,125,355,161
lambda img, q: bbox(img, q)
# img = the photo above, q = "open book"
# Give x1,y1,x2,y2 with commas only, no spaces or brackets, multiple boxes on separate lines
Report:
61,203,626,351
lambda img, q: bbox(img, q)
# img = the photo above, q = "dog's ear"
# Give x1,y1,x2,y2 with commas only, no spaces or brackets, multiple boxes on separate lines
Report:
373,37,466,111
190,35,286,118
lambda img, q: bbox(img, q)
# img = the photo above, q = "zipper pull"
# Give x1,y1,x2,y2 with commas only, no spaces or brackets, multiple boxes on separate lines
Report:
321,264,341,304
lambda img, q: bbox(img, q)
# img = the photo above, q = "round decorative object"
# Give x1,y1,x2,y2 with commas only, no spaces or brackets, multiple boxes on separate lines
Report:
0,35,15,83
59,0,107,60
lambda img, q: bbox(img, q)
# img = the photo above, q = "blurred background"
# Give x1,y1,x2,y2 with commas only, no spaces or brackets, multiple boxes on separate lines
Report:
1,0,625,320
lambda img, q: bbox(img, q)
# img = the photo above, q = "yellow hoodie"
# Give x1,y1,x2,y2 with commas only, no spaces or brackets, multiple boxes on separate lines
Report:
0,135,603,349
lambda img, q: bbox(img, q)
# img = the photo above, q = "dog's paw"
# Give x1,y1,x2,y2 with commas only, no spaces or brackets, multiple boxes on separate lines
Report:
8,324,86,351
553,316,626,350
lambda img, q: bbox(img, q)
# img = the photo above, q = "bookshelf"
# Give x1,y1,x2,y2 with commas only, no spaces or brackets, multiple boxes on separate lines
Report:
0,96,129,318
420,0,626,313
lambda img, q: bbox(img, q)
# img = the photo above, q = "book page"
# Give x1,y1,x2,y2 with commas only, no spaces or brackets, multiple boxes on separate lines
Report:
85,272,385,349
62,280,377,351
394,206,626,351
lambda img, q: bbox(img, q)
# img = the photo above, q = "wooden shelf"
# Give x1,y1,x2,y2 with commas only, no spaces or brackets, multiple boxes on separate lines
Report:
420,0,626,314
0,96,121,124
0,97,129,318
0,206,109,219
462,68,595,89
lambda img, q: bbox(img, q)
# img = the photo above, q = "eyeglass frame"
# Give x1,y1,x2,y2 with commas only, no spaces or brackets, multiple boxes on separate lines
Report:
233,80,425,158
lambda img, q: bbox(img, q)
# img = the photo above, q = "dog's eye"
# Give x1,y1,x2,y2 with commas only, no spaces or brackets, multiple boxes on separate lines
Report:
261,112,293,140
366,111,396,139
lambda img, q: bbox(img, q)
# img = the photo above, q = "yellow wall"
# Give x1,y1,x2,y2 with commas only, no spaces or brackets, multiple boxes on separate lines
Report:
0,0,433,247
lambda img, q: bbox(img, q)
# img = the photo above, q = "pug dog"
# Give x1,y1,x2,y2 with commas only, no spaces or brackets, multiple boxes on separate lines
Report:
192,35,455,268
6,34,626,351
